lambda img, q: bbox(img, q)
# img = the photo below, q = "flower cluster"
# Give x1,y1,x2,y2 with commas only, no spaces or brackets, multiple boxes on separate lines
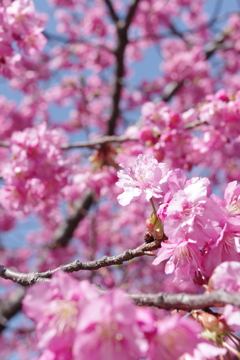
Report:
116,154,169,206
117,154,240,285
23,271,226,360
210,261,240,333
0,0,46,78
2,0,240,358
139,89,240,184
0,124,70,216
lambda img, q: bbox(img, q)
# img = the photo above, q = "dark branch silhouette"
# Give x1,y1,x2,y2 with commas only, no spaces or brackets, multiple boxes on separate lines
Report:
104,0,119,23
43,31,113,53
0,287,25,332
50,189,94,249
106,0,140,135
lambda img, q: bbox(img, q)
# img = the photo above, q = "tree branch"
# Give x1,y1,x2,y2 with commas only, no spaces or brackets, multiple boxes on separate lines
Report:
0,239,161,286
0,287,25,332
130,289,240,311
125,0,141,31
161,80,185,102
43,31,113,53
106,0,140,136
104,0,119,23
50,189,94,249
62,135,138,149
161,27,230,102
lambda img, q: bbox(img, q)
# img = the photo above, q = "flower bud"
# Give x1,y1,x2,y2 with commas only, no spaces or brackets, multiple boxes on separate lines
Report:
146,212,163,240
192,311,225,335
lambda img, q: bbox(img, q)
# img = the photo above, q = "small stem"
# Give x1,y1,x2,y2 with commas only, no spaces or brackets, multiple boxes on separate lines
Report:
150,198,157,216
227,332,240,343
226,332,240,351
223,341,240,358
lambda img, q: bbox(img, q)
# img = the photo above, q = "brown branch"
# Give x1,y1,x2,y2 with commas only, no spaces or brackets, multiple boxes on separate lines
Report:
0,136,138,150
50,189,94,249
62,135,138,149
0,287,25,332
168,23,190,46
125,0,141,31
0,239,161,286
0,281,239,316
104,0,119,23
106,0,140,136
161,80,185,102
130,289,240,311
205,30,228,60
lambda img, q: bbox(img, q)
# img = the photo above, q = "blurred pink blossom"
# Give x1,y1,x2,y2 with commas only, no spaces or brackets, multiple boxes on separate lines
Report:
73,289,148,360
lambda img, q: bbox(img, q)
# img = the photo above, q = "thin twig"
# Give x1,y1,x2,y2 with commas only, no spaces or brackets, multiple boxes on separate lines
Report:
104,0,119,23
43,31,113,53
0,239,162,286
62,136,138,149
161,26,230,101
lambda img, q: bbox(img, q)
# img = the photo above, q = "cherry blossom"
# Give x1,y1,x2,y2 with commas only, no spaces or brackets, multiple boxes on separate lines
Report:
0,123,70,215
23,272,99,353
210,261,240,293
116,154,169,206
1,1,240,358
73,289,148,360
147,314,202,360
153,240,203,283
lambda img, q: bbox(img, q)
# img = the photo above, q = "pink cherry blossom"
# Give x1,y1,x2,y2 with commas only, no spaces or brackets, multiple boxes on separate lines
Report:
18,29,47,55
183,342,227,360
224,180,240,216
37,349,72,360
23,272,99,353
116,154,169,206
223,304,240,332
162,177,213,245
147,314,202,360
6,0,43,35
202,222,240,277
73,289,148,360
210,261,240,293
153,240,203,283
2,1,240,358
0,207,15,231
0,123,70,215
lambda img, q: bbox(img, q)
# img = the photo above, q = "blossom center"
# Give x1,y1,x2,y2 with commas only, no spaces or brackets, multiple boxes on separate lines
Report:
45,299,78,334
130,169,149,190
227,195,240,216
